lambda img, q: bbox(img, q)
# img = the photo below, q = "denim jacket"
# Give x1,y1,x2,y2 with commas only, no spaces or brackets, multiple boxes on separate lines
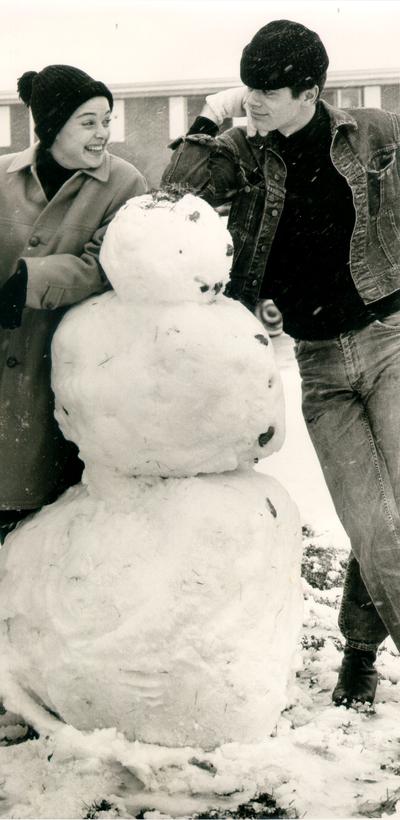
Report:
162,101,400,311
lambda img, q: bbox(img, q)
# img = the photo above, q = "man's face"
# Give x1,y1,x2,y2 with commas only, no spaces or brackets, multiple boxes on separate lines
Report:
245,86,310,136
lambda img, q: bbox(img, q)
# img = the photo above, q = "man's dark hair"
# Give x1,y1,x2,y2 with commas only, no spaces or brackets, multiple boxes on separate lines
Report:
290,71,328,99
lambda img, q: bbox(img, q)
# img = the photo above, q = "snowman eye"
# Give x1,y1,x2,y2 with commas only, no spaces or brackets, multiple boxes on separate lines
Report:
199,284,210,292
213,282,223,294
258,426,275,447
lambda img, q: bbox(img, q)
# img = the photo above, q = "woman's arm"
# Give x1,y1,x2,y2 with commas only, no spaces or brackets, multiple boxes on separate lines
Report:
0,167,147,327
26,172,147,310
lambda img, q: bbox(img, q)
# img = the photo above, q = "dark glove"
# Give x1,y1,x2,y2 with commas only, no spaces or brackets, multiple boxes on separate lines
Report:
0,261,28,329
186,116,219,137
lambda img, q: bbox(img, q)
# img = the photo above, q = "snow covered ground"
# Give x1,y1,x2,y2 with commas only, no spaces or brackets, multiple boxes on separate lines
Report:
1,334,400,820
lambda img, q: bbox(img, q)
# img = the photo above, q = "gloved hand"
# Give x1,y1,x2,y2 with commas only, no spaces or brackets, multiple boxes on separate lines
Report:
0,261,28,329
204,87,247,125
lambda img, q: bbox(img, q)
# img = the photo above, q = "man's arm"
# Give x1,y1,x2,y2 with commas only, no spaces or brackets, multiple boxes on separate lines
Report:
161,87,247,207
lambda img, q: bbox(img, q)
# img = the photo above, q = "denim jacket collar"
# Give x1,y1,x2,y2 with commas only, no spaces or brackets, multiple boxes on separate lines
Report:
321,100,359,135
258,100,358,153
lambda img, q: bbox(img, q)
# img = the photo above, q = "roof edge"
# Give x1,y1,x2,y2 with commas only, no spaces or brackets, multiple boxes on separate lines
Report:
2,67,400,103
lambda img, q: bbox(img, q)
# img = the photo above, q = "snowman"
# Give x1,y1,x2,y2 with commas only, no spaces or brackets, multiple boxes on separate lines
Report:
0,191,302,750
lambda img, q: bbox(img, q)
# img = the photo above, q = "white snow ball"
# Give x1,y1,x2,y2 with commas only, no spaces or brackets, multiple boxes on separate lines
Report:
51,293,285,484
99,192,233,304
0,471,302,749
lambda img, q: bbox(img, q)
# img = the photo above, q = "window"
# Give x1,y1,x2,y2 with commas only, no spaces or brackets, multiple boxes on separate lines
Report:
321,88,337,106
338,87,363,108
168,96,187,140
381,84,400,113
29,111,36,145
0,106,11,147
109,99,125,143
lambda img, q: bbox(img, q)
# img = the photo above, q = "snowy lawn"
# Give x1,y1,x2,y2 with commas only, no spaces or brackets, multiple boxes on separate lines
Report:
1,336,400,820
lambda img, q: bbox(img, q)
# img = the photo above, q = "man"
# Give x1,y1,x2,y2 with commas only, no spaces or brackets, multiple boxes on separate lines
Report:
162,19,400,707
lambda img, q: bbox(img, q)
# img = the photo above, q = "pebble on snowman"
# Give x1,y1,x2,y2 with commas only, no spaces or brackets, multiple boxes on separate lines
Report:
0,190,302,750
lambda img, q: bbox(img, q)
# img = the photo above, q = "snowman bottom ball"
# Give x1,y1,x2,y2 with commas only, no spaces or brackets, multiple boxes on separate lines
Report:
0,470,302,749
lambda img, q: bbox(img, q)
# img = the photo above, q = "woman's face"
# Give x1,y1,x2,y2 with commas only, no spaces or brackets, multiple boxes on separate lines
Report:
49,96,112,169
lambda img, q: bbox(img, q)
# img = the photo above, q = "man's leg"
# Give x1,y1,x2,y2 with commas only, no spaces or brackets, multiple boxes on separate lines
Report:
295,328,400,658
333,554,382,705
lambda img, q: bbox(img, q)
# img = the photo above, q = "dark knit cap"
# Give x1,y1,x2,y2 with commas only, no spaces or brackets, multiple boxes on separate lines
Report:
240,19,329,91
17,64,114,148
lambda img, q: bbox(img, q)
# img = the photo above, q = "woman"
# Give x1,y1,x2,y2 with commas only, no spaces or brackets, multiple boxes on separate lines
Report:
0,64,147,541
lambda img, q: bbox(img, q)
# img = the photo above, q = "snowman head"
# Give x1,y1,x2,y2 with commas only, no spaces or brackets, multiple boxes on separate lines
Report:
100,191,233,304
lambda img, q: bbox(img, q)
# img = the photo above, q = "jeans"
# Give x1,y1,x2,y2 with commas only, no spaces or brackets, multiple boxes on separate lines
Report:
295,313,400,652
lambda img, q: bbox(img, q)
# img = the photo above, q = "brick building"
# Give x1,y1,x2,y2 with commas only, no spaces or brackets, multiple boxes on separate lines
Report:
0,67,399,188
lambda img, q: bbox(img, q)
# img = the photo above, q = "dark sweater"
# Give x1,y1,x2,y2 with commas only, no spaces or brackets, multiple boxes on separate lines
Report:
36,145,77,201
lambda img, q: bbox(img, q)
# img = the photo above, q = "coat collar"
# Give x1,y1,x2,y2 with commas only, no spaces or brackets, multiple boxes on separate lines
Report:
6,143,111,181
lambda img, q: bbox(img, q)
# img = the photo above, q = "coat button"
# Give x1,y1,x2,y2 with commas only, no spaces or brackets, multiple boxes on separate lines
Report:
271,209,278,217
244,185,251,193
252,279,258,287
30,236,40,247
6,356,19,368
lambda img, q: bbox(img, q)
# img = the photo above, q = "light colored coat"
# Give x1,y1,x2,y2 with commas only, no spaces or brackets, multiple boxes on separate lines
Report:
0,144,147,509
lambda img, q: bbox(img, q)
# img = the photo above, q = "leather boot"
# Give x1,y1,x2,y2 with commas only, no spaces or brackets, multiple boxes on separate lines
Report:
332,644,378,706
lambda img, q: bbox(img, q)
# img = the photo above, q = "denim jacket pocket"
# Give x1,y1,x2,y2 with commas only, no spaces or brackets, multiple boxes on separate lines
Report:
366,151,397,217
366,151,400,271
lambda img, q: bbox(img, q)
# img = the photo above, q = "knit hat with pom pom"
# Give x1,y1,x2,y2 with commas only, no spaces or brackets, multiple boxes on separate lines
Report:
240,20,329,92
17,65,113,148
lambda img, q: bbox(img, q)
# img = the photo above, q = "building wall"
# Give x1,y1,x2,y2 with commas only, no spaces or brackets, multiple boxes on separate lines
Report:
381,84,400,112
1,72,399,188
0,103,30,156
110,95,170,189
